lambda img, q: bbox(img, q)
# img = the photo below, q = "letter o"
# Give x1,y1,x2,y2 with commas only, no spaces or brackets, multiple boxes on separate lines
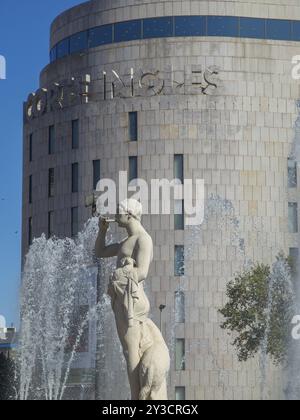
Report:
33,88,47,118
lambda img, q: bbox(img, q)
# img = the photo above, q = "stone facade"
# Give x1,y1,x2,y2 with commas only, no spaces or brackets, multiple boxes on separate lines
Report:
22,0,300,400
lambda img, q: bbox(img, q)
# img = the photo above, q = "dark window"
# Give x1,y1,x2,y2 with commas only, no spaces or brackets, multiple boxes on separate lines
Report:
289,202,298,233
175,387,186,401
143,17,173,39
89,25,113,47
70,31,88,54
129,157,138,182
28,217,33,246
289,248,299,285
72,163,79,193
129,112,138,141
175,16,206,36
48,211,54,239
50,46,57,63
174,154,184,183
48,168,55,198
174,200,184,230
240,17,266,39
175,339,185,371
71,207,79,237
29,134,33,162
29,175,32,204
56,39,69,59
266,19,291,41
175,245,185,276
114,20,142,42
290,247,299,262
175,291,185,323
93,160,101,190
292,21,300,41
207,16,239,37
48,126,55,155
288,158,297,188
72,119,79,150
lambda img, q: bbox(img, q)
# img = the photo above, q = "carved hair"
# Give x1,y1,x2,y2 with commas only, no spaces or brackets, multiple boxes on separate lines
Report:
118,199,142,222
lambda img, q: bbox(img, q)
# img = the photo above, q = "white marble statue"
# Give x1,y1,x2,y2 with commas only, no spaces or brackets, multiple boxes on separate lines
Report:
95,199,170,400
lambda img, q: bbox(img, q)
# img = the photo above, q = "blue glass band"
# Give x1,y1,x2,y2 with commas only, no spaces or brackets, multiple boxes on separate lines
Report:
50,15,299,63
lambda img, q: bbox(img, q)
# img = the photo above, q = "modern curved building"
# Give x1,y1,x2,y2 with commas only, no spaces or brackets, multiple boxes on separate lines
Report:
22,0,300,400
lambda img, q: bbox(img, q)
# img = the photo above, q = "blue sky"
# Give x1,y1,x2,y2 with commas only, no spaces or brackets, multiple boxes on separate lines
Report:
0,0,83,327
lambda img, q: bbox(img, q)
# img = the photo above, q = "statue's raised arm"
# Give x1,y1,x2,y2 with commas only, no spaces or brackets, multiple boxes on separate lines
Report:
95,217,121,258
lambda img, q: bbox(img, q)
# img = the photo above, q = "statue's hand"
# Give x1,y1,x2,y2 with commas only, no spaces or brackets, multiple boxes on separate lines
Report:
99,217,109,231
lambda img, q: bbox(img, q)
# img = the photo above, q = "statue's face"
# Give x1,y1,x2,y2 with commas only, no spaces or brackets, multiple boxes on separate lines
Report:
115,206,130,227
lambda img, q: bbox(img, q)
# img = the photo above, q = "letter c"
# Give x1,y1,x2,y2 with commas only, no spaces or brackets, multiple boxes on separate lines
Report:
25,93,36,122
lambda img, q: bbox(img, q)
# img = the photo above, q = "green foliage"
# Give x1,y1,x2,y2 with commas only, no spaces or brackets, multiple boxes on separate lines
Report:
219,255,295,365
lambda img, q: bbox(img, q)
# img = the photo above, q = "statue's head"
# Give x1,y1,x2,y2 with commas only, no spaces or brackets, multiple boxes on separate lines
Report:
116,198,142,227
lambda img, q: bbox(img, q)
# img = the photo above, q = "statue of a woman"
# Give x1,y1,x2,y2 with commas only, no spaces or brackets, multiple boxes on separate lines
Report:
95,199,170,400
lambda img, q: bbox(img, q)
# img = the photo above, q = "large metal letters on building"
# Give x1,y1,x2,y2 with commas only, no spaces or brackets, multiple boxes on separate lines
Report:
24,65,220,122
